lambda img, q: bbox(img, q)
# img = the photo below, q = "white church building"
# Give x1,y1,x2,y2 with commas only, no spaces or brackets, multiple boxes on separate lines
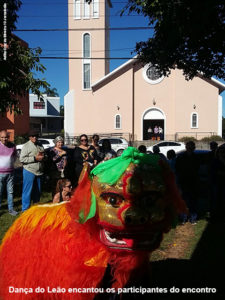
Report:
64,0,225,142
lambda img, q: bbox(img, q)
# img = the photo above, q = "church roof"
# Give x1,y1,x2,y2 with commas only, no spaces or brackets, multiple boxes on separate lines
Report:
91,56,225,94
92,56,137,88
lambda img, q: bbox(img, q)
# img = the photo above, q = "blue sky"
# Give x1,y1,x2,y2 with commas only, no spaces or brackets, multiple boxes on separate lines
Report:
15,0,225,115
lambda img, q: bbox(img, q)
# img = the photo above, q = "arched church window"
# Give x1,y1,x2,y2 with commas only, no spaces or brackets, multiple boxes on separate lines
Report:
115,114,121,129
83,33,91,89
83,33,90,58
191,112,198,128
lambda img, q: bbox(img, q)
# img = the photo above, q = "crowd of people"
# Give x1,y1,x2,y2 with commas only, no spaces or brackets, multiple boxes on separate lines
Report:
0,131,119,214
0,129,225,225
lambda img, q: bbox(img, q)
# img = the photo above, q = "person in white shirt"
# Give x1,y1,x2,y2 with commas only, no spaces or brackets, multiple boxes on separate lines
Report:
159,126,163,140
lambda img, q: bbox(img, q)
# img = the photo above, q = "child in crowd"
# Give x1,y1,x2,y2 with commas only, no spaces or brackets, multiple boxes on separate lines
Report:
53,179,72,203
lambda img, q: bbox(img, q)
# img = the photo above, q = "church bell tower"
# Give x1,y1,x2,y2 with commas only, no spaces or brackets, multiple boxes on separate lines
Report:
68,0,112,92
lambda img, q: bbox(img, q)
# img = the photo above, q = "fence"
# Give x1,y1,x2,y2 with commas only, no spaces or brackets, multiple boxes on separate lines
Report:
64,132,133,146
41,132,63,139
63,131,222,146
175,132,217,141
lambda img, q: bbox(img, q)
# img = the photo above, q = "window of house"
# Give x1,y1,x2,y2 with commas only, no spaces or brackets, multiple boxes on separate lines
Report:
191,113,198,128
115,114,121,129
33,102,45,109
74,0,81,19
83,33,91,89
84,0,90,18
83,33,90,58
83,63,90,89
92,0,99,18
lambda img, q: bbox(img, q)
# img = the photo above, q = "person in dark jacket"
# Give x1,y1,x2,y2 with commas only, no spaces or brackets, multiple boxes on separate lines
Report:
73,134,97,186
175,141,200,224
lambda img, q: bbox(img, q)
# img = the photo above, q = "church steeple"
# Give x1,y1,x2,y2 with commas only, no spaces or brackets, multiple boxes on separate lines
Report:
68,0,112,91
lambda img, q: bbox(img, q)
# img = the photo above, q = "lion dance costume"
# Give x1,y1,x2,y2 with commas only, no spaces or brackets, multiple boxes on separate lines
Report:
0,147,186,299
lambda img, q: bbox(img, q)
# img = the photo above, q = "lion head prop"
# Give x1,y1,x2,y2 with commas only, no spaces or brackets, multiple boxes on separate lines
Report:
0,147,186,300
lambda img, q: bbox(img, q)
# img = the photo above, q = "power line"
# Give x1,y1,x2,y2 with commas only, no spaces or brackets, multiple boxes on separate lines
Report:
18,14,145,18
42,47,133,52
14,26,152,32
40,56,139,60
40,49,135,56
22,1,128,4
22,0,186,5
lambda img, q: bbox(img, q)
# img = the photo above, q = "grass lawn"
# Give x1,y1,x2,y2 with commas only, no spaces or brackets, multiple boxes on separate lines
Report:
151,219,208,261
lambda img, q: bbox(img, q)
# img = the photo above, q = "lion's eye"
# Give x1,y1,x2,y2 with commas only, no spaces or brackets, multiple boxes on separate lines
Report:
101,193,124,208
109,196,121,206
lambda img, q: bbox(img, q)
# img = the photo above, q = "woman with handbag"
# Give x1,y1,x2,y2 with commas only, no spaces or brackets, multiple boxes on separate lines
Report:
49,136,67,195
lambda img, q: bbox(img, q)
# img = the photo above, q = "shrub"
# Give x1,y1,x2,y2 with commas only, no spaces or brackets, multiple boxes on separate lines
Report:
14,135,28,145
200,135,224,142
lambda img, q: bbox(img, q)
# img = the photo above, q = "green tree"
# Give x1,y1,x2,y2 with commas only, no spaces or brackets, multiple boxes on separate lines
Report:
123,0,225,80
43,87,59,97
60,105,64,116
0,0,51,113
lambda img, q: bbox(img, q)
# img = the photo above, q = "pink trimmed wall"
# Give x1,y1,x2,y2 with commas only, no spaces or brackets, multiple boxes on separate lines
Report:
70,63,220,140
174,70,218,135
66,0,222,140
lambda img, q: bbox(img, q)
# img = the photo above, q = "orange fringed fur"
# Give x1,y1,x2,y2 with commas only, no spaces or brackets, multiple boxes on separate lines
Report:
0,203,150,300
0,203,109,300
0,179,150,300
66,164,92,222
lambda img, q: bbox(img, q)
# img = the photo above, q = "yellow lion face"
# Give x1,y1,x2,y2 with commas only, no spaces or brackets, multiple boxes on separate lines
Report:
92,163,172,251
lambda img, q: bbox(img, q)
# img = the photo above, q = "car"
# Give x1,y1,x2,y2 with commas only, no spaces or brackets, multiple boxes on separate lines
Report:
98,138,129,156
16,138,55,156
147,141,186,156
